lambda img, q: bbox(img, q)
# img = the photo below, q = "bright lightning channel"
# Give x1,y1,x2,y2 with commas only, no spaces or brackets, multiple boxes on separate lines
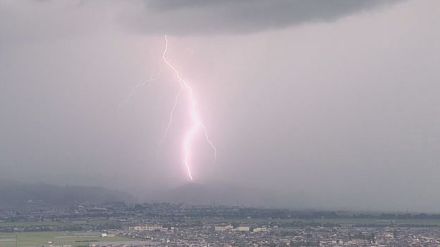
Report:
161,35,216,181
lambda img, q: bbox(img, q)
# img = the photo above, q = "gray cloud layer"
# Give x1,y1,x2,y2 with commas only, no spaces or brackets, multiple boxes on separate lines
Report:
135,0,402,34
0,0,402,42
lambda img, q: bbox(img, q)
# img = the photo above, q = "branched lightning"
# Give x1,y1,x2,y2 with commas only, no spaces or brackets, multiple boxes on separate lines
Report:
161,85,182,143
118,70,161,110
162,35,217,181
120,36,216,182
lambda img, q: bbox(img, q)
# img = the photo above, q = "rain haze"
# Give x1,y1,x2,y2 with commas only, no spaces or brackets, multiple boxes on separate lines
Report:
1,0,440,212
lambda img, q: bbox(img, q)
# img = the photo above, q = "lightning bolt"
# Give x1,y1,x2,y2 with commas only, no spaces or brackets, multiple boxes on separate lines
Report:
162,35,216,181
118,66,161,110
118,76,154,110
119,36,216,181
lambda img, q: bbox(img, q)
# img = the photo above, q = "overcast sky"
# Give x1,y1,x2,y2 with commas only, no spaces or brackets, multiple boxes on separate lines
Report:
1,0,440,212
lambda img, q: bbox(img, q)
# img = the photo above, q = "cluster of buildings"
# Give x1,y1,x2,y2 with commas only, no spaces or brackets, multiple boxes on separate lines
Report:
3,202,440,246
122,223,440,246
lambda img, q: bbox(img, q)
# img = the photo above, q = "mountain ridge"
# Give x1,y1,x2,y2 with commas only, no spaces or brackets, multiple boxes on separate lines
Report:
0,180,133,208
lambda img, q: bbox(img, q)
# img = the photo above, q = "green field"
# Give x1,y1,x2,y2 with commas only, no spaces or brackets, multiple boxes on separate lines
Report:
0,232,130,247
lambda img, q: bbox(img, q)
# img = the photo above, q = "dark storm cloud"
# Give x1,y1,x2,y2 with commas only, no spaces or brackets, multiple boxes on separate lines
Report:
137,0,403,34
0,1,403,41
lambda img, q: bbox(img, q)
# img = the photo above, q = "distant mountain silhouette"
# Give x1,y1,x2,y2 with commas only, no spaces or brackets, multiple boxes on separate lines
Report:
153,182,288,207
0,180,133,208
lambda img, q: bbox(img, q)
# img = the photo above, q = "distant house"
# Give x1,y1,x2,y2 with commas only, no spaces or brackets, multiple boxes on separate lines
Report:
234,226,250,232
214,224,233,231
